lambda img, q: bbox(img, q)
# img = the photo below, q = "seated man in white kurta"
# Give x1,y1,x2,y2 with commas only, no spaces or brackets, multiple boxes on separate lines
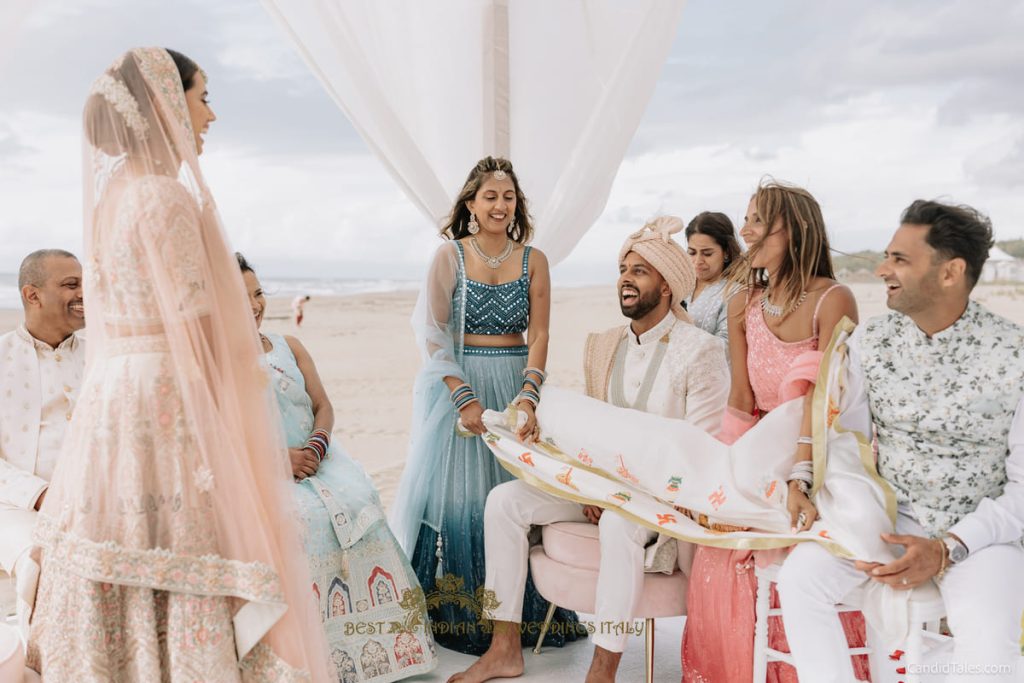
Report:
450,217,729,683
778,201,1024,682
0,249,86,610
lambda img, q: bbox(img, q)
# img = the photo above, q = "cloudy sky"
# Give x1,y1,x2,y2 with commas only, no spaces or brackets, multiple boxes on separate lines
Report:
1,0,1021,282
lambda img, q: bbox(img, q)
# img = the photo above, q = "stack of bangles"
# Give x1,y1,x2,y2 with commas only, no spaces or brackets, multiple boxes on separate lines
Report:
304,428,330,463
450,383,480,412
788,457,814,496
516,367,546,409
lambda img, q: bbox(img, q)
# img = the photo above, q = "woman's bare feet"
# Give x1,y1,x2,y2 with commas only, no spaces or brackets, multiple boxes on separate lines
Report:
447,622,524,683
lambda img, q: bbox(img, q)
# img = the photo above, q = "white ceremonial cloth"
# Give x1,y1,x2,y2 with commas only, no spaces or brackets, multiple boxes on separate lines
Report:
482,319,912,640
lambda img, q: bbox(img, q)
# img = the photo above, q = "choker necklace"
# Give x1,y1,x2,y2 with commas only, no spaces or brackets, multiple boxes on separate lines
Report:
470,237,514,269
761,289,808,318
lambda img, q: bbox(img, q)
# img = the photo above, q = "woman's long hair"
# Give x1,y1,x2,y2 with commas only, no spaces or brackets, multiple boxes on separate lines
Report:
730,178,835,313
440,156,533,244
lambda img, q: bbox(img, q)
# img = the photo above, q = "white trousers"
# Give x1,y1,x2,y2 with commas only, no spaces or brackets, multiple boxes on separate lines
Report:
483,480,657,653
0,509,35,576
778,513,1024,682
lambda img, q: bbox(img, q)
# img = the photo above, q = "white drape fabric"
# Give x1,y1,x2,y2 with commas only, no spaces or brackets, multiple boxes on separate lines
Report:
0,0,35,70
262,0,685,264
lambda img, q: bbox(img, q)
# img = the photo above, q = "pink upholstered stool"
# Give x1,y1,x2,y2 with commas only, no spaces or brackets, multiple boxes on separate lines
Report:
528,521,687,683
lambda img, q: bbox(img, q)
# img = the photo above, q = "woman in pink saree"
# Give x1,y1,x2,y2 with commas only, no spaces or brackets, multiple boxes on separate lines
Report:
26,48,331,681
681,180,870,682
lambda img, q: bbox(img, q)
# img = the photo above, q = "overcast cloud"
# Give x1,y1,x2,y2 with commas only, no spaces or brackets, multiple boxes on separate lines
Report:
1,0,1021,281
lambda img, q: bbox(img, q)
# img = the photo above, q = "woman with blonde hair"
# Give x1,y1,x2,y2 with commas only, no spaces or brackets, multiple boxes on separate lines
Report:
681,179,870,681
390,157,579,655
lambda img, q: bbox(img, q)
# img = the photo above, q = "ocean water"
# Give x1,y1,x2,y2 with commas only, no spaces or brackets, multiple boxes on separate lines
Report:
0,272,421,310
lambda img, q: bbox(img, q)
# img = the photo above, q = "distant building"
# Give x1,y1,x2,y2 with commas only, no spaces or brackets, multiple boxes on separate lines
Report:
980,246,1024,283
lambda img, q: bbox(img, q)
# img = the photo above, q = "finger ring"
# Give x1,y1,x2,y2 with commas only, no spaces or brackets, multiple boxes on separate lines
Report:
900,577,908,586
796,512,807,528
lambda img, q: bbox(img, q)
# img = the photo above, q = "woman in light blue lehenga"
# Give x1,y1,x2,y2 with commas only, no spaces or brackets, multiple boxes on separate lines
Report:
389,157,580,656
239,254,436,683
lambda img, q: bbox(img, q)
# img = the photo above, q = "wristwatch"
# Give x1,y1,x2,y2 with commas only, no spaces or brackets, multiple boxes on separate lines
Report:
941,534,968,564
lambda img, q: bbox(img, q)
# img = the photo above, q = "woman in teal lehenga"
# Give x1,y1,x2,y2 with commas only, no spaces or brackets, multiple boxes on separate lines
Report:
239,254,437,683
389,157,580,655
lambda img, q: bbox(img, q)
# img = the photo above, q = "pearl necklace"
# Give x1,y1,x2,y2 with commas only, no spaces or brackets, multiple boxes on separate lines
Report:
760,289,808,317
470,237,514,269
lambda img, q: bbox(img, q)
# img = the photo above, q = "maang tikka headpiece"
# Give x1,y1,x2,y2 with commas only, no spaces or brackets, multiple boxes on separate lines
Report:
492,170,508,180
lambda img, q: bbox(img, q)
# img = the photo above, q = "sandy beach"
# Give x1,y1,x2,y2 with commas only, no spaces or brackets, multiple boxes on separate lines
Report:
4,281,1024,511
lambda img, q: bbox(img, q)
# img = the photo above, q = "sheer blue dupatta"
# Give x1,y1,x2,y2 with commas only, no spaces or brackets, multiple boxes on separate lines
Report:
389,241,467,555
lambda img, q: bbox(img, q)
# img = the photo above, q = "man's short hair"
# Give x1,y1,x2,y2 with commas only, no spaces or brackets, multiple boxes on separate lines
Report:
18,249,79,290
901,200,993,290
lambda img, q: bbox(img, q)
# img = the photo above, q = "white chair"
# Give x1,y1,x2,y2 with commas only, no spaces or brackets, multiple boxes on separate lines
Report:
753,563,951,683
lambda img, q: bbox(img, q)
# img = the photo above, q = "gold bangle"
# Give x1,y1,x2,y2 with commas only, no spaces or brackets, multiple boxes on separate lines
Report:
935,538,948,581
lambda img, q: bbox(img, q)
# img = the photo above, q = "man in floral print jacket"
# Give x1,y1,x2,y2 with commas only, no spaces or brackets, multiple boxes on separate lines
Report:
778,200,1024,681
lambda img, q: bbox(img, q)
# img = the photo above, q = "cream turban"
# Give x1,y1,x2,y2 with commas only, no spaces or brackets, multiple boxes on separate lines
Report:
618,215,696,321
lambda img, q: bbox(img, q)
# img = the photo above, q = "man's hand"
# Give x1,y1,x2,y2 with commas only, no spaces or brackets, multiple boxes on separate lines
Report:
34,487,47,511
582,505,603,525
459,402,487,436
289,447,320,480
854,533,945,590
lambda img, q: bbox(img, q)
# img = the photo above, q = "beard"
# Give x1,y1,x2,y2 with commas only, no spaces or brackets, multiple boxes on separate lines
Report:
886,271,942,316
620,287,662,320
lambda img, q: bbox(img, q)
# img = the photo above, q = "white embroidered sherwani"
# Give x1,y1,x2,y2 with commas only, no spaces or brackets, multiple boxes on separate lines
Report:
483,312,729,652
0,325,85,575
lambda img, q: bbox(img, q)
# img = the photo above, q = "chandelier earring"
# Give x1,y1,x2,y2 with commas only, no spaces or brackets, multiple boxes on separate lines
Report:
467,213,480,235
508,216,517,237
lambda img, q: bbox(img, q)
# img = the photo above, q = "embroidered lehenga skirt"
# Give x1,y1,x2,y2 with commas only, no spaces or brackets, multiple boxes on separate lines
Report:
27,340,286,682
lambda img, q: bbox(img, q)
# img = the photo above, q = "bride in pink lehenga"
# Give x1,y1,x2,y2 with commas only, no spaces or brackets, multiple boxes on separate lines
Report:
681,180,871,682
26,48,331,681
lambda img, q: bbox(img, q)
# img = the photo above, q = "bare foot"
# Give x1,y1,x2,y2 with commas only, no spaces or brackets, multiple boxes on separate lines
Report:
584,646,622,683
447,623,524,683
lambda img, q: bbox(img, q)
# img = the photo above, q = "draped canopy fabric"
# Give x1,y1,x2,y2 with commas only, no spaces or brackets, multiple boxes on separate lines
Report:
0,0,35,69
262,0,685,264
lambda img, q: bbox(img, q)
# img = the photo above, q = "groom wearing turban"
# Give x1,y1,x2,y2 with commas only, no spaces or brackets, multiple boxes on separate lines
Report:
449,217,730,683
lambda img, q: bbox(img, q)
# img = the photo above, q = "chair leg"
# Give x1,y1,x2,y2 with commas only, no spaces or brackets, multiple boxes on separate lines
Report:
752,573,771,683
532,602,558,655
644,617,655,683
